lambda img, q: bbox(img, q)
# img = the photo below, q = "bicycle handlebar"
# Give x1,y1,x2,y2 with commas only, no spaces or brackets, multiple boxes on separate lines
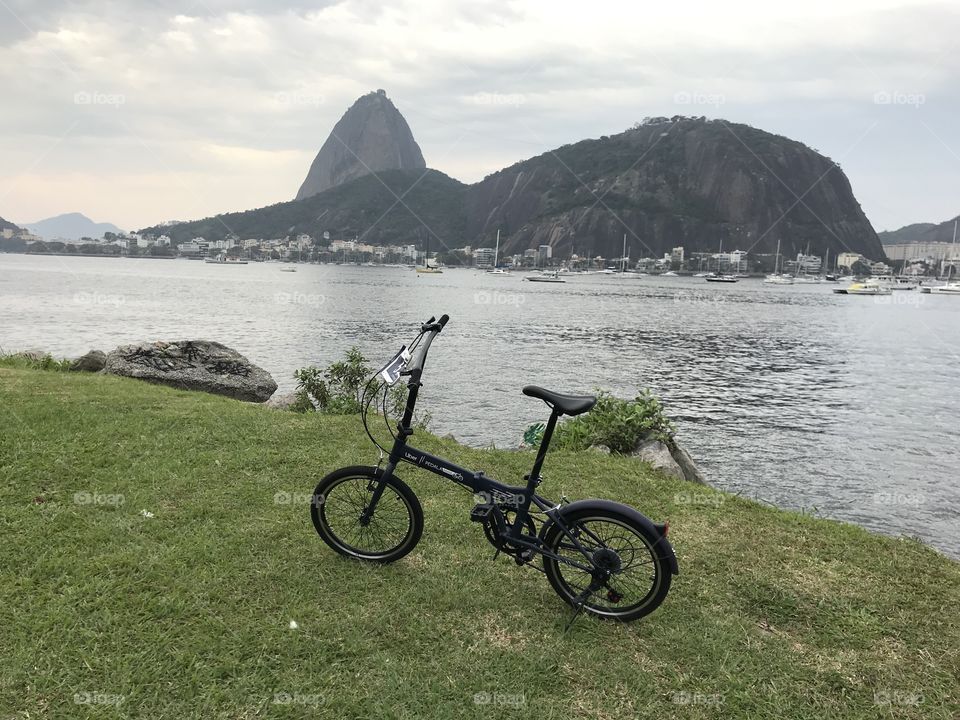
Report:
407,313,450,379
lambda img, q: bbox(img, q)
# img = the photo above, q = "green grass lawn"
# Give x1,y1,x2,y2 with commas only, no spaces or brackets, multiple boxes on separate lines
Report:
1,366,957,719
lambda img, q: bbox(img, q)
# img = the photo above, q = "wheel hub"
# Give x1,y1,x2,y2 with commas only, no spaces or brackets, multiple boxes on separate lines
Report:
592,547,622,573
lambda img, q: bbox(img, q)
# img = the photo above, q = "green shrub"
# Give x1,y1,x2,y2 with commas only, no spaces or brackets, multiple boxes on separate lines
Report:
523,390,674,454
0,352,71,372
294,348,430,429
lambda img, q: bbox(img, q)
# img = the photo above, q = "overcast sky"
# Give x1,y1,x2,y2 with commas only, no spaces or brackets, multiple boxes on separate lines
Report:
1,0,957,232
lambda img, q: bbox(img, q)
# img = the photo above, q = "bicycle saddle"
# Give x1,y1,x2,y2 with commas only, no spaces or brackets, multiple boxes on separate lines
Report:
522,386,597,416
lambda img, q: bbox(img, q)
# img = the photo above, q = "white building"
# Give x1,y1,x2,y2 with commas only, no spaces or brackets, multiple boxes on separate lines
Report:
837,252,864,269
884,242,960,263
795,254,822,273
474,247,495,268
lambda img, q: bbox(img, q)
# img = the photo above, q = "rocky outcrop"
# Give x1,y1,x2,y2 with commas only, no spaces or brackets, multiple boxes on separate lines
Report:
70,349,106,372
631,439,685,480
102,341,276,402
626,435,708,485
295,90,426,200
465,116,884,261
265,392,300,410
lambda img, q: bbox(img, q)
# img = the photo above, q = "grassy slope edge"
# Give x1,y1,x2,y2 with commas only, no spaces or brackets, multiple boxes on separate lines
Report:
0,367,957,719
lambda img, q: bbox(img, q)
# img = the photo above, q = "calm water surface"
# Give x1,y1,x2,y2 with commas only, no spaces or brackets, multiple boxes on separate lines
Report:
1,254,958,558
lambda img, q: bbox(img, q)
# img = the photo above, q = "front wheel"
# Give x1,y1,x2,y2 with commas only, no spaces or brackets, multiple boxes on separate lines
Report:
311,466,423,563
542,504,673,621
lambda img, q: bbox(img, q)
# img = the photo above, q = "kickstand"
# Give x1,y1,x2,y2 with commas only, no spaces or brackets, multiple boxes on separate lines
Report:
564,580,603,633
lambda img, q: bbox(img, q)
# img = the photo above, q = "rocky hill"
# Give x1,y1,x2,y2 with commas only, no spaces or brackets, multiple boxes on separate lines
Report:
295,90,425,200
145,169,466,245
0,215,21,232
145,102,884,262
879,216,958,245
21,212,122,240
466,117,882,260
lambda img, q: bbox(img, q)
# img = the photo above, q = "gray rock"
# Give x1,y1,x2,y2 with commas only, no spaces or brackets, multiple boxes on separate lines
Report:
669,440,709,485
102,340,277,402
295,90,426,200
588,444,611,454
70,349,106,372
266,392,300,410
631,439,684,480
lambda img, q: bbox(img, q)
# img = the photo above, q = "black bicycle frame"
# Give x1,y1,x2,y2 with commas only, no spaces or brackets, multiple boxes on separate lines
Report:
363,319,601,571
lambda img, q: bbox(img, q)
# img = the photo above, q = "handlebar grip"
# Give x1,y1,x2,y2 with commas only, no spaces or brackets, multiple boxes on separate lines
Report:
438,314,450,329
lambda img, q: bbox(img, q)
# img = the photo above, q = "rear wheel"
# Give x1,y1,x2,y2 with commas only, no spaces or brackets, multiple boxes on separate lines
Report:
542,507,672,621
311,466,423,563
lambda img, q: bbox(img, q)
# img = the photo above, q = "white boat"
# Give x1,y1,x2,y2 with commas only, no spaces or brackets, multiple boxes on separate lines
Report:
485,230,509,274
875,276,918,291
920,221,958,293
764,274,794,285
525,271,566,283
764,240,793,284
922,281,960,294
693,272,709,277
661,271,679,277
833,279,891,295
705,273,738,283
279,265,297,272
205,254,248,265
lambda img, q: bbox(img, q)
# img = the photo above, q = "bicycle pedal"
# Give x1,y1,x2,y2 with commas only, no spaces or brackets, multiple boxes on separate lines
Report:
470,503,494,523
514,549,535,565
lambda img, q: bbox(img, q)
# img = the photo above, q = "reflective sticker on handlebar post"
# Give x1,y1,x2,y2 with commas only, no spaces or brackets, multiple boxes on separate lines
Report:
377,345,411,385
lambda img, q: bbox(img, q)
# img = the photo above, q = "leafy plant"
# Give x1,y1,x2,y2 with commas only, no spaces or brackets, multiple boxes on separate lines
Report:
294,347,369,414
523,389,675,455
0,352,71,372
293,348,430,429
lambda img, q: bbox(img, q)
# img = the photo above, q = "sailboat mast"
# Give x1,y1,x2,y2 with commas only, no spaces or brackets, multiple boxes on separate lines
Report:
494,229,500,268
622,233,627,273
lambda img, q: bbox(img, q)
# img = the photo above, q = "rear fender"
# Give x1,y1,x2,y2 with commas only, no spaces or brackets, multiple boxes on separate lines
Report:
541,498,679,575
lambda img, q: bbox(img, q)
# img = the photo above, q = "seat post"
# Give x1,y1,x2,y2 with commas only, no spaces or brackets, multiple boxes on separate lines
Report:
528,406,561,488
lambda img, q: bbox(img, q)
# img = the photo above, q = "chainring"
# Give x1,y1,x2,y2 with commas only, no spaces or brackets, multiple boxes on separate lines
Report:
482,506,537,556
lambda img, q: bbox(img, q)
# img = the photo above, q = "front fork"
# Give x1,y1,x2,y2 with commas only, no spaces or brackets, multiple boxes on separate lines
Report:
360,461,397,525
